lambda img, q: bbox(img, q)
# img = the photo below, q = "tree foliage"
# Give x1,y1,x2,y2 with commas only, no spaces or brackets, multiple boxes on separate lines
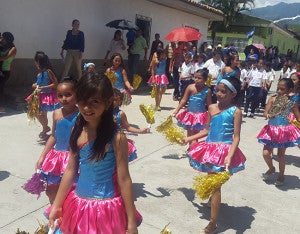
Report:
201,0,255,27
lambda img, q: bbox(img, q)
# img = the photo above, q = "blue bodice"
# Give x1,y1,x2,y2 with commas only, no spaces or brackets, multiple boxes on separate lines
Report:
113,108,122,128
223,68,239,79
37,70,51,93
155,59,166,75
54,111,78,151
76,141,119,199
187,87,209,113
114,69,125,91
206,106,236,144
290,93,300,106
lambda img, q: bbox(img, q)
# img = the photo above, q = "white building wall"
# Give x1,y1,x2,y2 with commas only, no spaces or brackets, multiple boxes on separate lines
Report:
0,0,209,59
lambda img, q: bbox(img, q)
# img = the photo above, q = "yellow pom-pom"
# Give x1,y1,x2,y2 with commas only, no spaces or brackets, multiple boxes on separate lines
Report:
151,85,156,98
160,223,172,234
133,74,142,90
27,89,41,123
156,116,185,145
206,74,212,87
291,119,300,128
139,104,155,124
34,220,47,234
193,171,230,200
104,71,117,85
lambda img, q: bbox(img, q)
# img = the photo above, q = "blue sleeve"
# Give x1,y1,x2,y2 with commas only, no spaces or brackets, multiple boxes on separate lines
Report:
62,30,71,50
79,31,85,52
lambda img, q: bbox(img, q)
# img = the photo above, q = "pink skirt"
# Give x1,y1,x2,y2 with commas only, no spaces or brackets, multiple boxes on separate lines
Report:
59,190,142,234
147,74,169,86
128,139,137,162
176,110,208,130
40,149,70,185
26,91,60,111
257,124,300,148
187,141,246,174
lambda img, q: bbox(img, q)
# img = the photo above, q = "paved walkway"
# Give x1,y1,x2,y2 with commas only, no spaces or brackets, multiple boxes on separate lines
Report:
0,80,300,233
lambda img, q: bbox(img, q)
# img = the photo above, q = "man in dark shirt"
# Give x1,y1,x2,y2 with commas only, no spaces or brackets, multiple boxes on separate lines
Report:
149,33,163,61
61,19,85,80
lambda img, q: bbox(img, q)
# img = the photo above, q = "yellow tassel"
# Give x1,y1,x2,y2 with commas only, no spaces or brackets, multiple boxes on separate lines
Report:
151,85,156,98
193,171,230,200
104,71,117,85
139,104,155,124
156,116,185,145
206,74,212,87
291,119,300,128
27,89,41,123
160,223,172,234
133,74,142,90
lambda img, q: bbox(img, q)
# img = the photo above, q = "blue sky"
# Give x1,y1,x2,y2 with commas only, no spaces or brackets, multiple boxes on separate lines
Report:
255,0,300,8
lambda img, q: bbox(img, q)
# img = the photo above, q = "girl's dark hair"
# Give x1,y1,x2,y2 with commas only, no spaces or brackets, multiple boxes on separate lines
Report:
110,53,124,68
34,51,53,70
59,76,78,86
113,87,124,104
113,30,122,40
290,72,300,93
222,77,242,105
69,73,116,161
278,78,294,90
2,32,15,48
72,19,79,25
225,54,238,67
195,68,209,80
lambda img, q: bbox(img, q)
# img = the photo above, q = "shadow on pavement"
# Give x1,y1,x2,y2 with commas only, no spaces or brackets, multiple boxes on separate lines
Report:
133,183,171,201
0,171,11,181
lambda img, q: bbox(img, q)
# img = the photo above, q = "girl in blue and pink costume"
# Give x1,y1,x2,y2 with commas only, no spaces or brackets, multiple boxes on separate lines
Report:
173,68,212,145
147,48,169,111
27,51,60,139
258,78,300,186
49,73,142,234
106,53,134,105
34,78,78,206
183,77,246,234
289,72,300,123
113,88,150,162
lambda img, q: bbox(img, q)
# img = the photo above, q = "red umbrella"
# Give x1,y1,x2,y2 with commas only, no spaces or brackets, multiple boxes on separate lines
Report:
164,27,202,42
252,43,266,51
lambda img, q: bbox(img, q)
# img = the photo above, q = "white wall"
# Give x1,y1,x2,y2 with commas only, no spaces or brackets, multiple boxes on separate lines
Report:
0,0,209,59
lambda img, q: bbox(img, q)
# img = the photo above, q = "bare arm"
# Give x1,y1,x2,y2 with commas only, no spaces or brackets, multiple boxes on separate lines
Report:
173,85,192,116
206,88,212,107
292,102,300,122
264,96,275,119
0,47,16,61
114,131,137,233
120,111,149,134
122,69,134,92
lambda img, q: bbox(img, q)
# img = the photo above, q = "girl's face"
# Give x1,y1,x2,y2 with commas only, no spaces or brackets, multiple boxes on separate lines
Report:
233,57,240,67
112,56,122,67
194,73,206,86
34,61,40,69
257,60,263,69
290,74,299,87
276,81,290,96
77,94,110,125
72,21,80,31
87,66,95,73
57,83,76,109
113,93,122,108
216,83,236,104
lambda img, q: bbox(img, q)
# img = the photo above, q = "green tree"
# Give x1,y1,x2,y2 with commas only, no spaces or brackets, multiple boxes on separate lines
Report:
201,0,255,27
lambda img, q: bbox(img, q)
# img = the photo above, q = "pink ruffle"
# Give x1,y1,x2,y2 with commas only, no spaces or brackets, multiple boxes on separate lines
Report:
176,110,208,130
147,74,169,86
257,124,300,146
41,149,70,175
128,139,136,156
188,141,246,169
39,91,59,106
59,190,142,234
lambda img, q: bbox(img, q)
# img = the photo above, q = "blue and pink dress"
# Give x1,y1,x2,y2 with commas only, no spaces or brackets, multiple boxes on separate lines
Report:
176,87,209,130
40,111,78,185
114,68,132,105
147,59,169,87
26,70,60,111
187,106,246,174
57,139,142,234
257,98,300,148
114,107,137,162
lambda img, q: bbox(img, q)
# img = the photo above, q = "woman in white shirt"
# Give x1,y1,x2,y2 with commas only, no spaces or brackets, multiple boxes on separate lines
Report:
104,30,126,63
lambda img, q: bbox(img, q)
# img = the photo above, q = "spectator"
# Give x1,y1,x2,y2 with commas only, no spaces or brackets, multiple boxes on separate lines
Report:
104,30,126,64
246,48,259,61
149,33,163,61
60,19,85,80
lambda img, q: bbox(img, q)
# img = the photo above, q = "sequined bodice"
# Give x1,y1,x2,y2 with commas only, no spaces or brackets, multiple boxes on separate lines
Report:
187,87,209,113
76,141,119,199
54,111,78,151
206,106,236,144
114,69,125,91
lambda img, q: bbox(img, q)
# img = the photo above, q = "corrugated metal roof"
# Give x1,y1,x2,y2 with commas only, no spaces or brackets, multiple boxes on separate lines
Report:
180,0,224,16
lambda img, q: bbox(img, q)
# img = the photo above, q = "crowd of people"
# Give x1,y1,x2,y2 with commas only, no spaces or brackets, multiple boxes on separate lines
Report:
2,21,300,233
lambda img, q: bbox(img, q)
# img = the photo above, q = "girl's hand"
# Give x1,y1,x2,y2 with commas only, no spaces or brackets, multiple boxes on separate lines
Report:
35,158,44,170
139,127,150,134
126,222,138,234
181,137,189,145
129,86,134,92
224,157,232,170
49,206,62,230
172,112,177,117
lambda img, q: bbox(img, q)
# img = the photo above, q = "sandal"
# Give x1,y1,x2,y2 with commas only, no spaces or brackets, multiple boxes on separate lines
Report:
200,221,217,234
262,167,275,181
275,176,284,186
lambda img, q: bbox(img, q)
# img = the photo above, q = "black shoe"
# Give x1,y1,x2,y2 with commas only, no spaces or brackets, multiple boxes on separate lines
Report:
243,112,248,117
249,113,255,118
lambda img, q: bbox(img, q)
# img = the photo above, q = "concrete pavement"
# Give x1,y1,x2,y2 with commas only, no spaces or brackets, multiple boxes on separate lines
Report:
0,81,300,233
